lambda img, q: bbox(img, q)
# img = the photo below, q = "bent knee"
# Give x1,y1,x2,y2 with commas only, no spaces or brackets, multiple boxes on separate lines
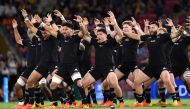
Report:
50,82,59,89
134,78,142,85
162,78,171,85
14,82,22,90
76,79,82,87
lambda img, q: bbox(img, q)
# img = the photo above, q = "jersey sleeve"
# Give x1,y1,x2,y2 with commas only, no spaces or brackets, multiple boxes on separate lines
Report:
91,38,98,45
73,35,81,43
181,36,190,46
140,35,151,41
107,37,118,46
57,32,63,41
36,30,43,39
159,33,171,42
22,39,31,46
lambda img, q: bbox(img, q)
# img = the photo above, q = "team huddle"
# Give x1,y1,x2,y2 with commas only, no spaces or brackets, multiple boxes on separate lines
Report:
11,9,190,109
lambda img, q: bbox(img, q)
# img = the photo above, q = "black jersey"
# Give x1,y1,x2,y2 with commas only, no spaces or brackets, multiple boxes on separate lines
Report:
78,40,92,74
163,39,174,68
58,34,81,64
40,36,58,62
113,44,122,66
22,36,41,67
120,36,139,64
79,40,92,65
35,39,41,63
91,37,117,67
141,33,171,66
171,36,190,68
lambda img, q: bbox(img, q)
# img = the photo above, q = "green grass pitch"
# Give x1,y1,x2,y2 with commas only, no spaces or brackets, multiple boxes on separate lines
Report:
0,99,190,109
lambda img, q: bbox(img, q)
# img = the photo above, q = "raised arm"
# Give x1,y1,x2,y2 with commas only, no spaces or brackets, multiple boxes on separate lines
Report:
82,17,89,29
12,19,23,45
158,20,163,28
103,17,116,37
82,34,92,43
21,9,36,30
131,17,145,36
170,26,185,42
165,18,180,42
81,17,92,43
166,18,177,33
73,15,88,38
40,14,58,37
94,18,102,27
108,11,123,37
54,10,67,23
24,19,38,34
21,9,29,20
21,9,38,35
47,13,59,32
143,19,150,35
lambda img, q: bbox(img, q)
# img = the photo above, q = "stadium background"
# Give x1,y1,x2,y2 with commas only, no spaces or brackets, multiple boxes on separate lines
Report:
0,0,190,103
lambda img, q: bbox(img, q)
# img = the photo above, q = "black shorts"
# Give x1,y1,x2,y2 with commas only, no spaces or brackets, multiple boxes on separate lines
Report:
62,73,74,86
171,66,189,77
79,64,91,77
117,63,138,78
21,66,35,79
166,63,172,73
143,65,168,79
35,61,58,78
57,63,81,84
89,66,114,81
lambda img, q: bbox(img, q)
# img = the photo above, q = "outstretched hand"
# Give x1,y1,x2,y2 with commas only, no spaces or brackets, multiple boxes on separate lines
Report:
21,9,28,18
103,17,110,26
31,16,37,24
45,13,52,23
83,17,89,26
73,15,83,23
54,10,63,17
166,18,174,27
108,11,116,25
94,18,101,26
144,19,150,27
131,17,140,28
34,14,42,23
158,20,163,27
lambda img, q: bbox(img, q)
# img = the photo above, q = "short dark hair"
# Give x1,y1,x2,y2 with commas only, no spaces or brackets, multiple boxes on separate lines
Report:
62,20,74,29
150,21,159,27
97,29,107,34
96,24,106,29
122,20,133,27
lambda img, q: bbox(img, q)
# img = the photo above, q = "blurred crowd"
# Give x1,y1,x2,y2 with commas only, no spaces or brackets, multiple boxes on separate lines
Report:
0,52,26,101
1,0,190,58
1,0,190,28
0,0,190,101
